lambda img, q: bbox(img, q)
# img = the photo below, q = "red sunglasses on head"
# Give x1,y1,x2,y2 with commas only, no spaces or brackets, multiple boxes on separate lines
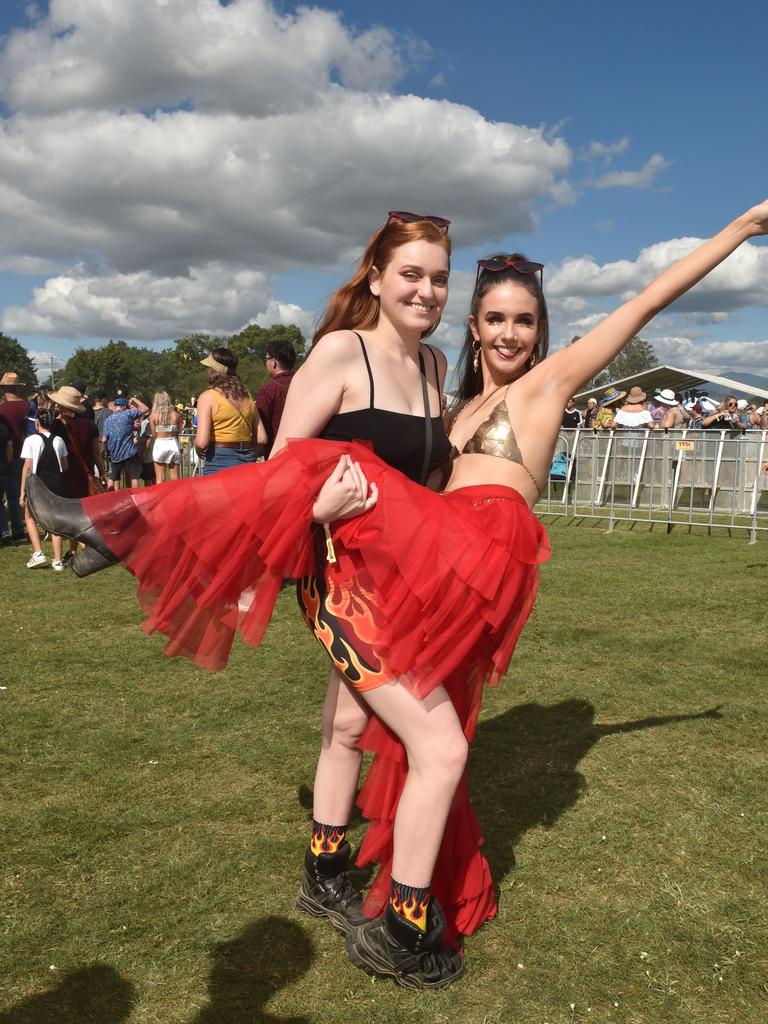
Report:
475,256,544,288
386,210,451,233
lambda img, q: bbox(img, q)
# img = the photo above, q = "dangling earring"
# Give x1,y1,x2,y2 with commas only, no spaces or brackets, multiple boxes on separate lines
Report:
472,339,481,373
526,351,537,371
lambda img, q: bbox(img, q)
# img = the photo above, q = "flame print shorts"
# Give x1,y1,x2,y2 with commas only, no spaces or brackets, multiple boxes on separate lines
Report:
296,570,391,692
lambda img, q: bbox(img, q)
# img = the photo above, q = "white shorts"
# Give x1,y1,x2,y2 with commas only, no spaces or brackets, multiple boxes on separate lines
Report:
153,438,181,465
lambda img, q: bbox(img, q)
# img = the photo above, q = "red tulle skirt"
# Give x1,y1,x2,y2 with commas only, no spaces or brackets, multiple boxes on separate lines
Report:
81,439,550,941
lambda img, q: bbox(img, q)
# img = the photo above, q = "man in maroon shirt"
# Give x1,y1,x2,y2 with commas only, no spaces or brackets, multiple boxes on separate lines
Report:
0,371,31,541
256,342,296,455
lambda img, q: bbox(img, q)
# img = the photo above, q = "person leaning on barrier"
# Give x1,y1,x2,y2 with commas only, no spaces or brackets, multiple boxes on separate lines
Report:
594,388,625,429
701,395,747,432
657,389,691,430
613,386,654,429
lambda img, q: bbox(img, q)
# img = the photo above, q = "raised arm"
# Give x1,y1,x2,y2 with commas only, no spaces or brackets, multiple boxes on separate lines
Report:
542,201,768,398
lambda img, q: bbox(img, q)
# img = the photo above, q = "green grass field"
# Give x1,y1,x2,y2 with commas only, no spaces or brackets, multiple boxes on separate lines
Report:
1,521,766,1024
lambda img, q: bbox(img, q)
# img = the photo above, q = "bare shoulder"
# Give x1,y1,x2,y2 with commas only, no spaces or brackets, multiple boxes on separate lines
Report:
305,330,361,367
421,342,448,368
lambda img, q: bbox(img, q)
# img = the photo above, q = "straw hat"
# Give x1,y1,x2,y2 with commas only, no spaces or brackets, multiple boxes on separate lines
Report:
200,354,229,373
625,386,647,404
0,371,25,386
601,388,626,406
48,385,86,413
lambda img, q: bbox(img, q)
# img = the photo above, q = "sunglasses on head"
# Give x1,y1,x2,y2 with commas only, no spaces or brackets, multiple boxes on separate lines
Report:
386,210,451,233
475,257,544,288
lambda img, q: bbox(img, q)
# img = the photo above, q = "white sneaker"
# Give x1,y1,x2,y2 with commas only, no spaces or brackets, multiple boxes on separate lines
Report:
51,559,65,572
27,550,47,568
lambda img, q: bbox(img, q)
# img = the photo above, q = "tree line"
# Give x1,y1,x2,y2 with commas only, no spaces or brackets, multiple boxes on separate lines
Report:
0,323,307,403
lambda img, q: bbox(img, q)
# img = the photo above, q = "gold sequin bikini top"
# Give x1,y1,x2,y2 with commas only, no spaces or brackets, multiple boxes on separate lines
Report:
449,397,544,495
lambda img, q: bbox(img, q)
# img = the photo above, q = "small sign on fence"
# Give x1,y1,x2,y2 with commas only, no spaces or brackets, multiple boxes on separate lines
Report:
675,440,695,452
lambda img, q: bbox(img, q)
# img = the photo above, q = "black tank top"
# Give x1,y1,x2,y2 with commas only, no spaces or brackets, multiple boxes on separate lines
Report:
321,333,450,484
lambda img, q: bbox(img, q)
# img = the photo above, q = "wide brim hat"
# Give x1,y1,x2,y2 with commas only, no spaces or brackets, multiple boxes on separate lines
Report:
48,385,86,413
656,388,677,406
626,386,647,403
601,388,626,406
200,354,229,373
0,371,25,386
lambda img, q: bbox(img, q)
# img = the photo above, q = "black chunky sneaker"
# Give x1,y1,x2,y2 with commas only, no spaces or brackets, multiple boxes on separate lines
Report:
345,898,465,990
296,840,368,934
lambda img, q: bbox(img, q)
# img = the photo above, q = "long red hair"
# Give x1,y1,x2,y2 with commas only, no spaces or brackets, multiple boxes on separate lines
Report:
312,219,451,346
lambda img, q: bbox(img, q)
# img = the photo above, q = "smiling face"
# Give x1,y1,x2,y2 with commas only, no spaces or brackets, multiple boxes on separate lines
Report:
469,282,541,382
369,239,449,335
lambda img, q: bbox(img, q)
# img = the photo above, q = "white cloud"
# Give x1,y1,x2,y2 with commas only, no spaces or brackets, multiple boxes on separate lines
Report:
3,262,282,339
584,137,630,161
590,153,669,189
0,0,405,115
0,0,573,342
251,301,317,340
0,99,570,279
548,237,768,312
645,335,768,376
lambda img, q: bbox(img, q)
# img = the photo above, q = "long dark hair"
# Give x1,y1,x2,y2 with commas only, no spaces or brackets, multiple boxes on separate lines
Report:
206,347,251,403
312,219,451,345
454,253,549,402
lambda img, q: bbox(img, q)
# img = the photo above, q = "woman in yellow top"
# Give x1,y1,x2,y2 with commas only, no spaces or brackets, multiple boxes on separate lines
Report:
194,348,267,475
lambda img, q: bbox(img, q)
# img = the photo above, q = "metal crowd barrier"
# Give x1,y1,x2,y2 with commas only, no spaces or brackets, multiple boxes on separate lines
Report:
537,428,768,542
178,429,202,477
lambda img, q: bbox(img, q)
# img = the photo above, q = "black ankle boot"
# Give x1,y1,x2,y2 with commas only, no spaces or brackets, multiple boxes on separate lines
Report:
71,547,119,577
346,898,465,989
25,476,113,560
296,840,368,934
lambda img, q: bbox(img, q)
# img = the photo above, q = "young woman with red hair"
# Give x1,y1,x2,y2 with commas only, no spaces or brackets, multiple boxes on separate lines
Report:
28,200,768,989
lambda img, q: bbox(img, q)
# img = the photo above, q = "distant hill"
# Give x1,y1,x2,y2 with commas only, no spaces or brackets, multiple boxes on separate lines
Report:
721,370,768,392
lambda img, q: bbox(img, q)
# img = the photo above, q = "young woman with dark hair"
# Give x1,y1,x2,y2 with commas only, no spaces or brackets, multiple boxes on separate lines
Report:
27,199,768,989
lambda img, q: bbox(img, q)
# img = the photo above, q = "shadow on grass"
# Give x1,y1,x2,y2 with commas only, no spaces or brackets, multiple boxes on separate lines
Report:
192,917,314,1024
0,964,135,1024
470,699,723,890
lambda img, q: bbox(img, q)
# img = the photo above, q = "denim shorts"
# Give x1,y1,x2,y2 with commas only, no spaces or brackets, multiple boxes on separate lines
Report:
202,445,257,475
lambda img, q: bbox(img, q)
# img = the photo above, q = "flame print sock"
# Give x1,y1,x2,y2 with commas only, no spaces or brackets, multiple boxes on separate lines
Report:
309,820,347,857
389,879,431,933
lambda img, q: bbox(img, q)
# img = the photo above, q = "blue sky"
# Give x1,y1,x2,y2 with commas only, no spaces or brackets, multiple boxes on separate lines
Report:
0,0,767,382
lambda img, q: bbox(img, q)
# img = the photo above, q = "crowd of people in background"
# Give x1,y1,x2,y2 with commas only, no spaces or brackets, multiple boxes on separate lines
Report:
3,353,767,567
563,386,768,432
0,340,297,566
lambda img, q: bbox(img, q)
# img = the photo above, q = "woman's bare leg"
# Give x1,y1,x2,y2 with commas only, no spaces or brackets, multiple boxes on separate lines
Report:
359,680,467,887
312,668,371,824
153,463,164,485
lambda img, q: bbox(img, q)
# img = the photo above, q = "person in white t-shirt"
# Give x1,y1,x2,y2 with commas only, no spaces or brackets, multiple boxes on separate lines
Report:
19,407,69,570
